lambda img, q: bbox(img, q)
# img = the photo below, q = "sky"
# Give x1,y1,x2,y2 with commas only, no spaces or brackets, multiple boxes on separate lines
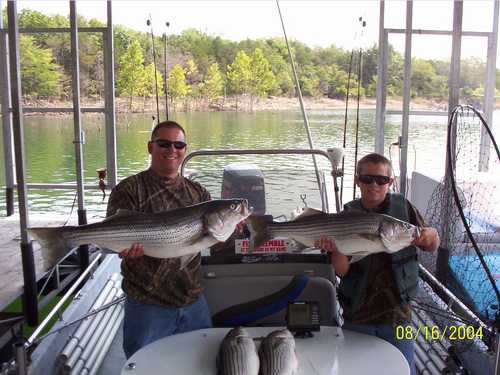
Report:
9,0,500,64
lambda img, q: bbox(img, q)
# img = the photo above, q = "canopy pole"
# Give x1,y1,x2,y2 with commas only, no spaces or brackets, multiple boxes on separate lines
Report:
399,0,413,197
7,0,38,326
70,1,89,270
104,0,117,189
0,0,15,216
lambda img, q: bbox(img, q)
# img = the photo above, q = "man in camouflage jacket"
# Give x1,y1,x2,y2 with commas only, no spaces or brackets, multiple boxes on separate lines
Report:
107,121,212,359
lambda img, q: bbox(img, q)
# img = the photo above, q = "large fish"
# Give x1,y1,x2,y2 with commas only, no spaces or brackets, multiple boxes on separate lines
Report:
248,209,420,260
29,199,250,267
258,329,298,375
216,327,260,375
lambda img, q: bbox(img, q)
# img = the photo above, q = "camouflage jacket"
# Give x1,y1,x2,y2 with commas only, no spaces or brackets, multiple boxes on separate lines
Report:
106,168,211,307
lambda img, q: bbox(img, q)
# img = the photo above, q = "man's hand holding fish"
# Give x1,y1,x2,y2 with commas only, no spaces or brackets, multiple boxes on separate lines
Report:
314,235,349,276
412,227,440,252
119,243,144,258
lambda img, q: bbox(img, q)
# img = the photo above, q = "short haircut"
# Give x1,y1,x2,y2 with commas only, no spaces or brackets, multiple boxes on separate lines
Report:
151,120,186,140
356,153,393,177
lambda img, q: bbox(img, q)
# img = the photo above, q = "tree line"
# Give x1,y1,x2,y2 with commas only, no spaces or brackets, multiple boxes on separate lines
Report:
4,9,500,110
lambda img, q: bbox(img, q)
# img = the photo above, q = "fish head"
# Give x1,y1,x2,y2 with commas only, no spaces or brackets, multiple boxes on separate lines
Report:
379,215,419,252
205,199,251,241
263,329,296,350
260,329,298,373
225,326,250,339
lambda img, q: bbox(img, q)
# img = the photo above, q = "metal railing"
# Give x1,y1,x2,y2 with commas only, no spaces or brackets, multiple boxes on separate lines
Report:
181,148,343,213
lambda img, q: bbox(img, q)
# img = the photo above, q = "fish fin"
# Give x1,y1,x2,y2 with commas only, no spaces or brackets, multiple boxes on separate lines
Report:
286,239,309,253
28,227,70,269
292,207,326,221
102,209,145,221
349,254,367,263
247,215,271,253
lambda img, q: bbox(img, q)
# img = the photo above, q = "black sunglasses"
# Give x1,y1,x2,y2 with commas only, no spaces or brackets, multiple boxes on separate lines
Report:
358,174,392,185
152,139,187,150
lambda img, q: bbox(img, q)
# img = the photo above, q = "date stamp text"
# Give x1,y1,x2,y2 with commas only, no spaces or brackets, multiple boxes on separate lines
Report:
395,325,484,341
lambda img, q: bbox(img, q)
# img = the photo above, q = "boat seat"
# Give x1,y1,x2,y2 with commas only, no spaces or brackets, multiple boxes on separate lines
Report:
203,273,338,327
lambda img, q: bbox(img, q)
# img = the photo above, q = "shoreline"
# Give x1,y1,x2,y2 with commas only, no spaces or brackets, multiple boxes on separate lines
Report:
21,96,497,116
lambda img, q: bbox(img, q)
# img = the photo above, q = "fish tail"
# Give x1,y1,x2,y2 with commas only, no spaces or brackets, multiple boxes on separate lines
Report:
28,227,70,269
247,215,271,252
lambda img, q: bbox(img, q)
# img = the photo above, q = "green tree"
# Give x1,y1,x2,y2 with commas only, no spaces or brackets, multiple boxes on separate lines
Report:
261,38,293,96
139,63,164,111
411,58,444,98
315,45,351,71
211,36,238,75
325,64,350,99
169,64,190,107
200,63,224,104
298,65,320,97
20,36,61,98
275,70,294,97
117,40,146,108
186,59,201,85
250,48,277,99
186,58,202,103
227,50,252,109
387,47,404,96
171,29,212,74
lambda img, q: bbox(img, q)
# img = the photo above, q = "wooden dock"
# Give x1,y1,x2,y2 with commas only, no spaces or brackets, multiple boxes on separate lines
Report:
0,214,84,310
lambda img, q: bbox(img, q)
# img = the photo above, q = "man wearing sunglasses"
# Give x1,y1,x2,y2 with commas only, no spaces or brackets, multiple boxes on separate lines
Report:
106,120,213,359
316,153,439,375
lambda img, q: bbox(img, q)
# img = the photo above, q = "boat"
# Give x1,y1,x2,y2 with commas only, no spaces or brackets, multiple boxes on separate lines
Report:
25,147,414,375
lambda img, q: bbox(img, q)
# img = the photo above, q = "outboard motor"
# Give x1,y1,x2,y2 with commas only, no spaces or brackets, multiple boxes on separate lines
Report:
221,163,266,215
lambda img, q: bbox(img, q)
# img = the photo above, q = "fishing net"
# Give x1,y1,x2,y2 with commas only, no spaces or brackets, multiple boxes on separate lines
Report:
417,105,499,359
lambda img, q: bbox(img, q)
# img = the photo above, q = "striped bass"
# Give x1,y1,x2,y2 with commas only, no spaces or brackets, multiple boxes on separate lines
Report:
216,327,259,375
258,329,298,375
28,199,250,268
248,210,420,260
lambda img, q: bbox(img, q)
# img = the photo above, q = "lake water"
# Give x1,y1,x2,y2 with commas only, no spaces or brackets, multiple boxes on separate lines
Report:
0,109,498,219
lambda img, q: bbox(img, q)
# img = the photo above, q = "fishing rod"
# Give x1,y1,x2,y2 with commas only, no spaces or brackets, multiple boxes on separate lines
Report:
163,21,170,121
147,15,160,124
340,49,354,204
352,17,366,200
275,0,324,205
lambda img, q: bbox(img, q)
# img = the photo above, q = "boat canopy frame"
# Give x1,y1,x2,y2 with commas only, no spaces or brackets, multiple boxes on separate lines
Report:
0,0,117,325
375,0,499,195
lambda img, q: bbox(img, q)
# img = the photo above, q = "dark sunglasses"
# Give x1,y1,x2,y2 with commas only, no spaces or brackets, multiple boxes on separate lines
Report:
358,174,392,185
152,139,187,150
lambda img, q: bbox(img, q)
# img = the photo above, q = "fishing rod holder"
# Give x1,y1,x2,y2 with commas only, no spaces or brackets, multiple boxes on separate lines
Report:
13,339,28,375
326,148,344,178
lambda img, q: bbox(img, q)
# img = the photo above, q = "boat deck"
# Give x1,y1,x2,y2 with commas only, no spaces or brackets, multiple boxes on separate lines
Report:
97,322,126,375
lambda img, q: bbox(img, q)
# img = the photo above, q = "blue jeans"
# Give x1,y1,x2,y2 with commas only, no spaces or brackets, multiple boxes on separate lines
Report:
343,322,415,375
123,295,212,359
